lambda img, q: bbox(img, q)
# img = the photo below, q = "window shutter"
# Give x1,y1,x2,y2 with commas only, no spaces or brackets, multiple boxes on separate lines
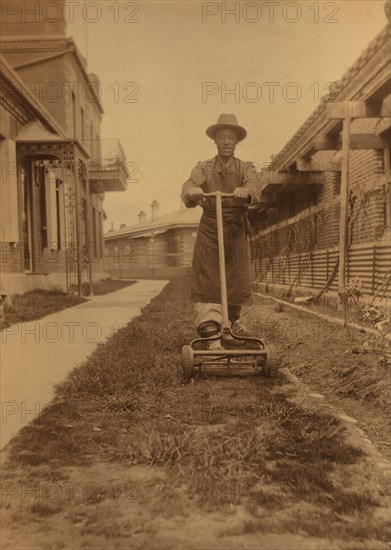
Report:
45,170,58,250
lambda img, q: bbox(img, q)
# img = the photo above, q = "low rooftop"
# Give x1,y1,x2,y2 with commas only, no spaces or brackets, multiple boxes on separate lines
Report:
105,205,201,240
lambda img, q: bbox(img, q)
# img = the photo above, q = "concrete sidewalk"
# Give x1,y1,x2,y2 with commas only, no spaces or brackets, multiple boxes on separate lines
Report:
0,280,168,449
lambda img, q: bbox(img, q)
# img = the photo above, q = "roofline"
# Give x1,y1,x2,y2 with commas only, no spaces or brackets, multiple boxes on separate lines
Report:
271,24,391,169
13,49,74,70
16,136,91,158
0,37,104,114
0,54,65,136
67,37,104,114
105,221,199,240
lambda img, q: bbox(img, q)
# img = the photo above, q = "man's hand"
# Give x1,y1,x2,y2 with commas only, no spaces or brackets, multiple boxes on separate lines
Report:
233,187,251,203
185,188,203,203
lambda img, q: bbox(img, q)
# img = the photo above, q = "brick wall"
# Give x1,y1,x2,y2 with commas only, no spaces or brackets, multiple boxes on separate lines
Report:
16,57,68,131
65,54,102,146
104,226,199,277
253,109,389,273
0,243,23,274
350,186,387,244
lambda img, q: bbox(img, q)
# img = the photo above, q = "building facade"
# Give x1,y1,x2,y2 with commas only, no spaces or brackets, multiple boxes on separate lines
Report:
250,20,391,301
104,203,201,279
0,0,127,295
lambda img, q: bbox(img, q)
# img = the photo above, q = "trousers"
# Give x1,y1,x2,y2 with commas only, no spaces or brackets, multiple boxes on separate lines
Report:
194,301,241,335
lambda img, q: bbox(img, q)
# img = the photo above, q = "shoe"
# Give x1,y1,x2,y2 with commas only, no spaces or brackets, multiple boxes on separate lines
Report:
231,320,249,336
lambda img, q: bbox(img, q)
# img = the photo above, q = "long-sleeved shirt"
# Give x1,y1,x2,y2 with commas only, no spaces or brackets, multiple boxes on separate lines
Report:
181,156,262,211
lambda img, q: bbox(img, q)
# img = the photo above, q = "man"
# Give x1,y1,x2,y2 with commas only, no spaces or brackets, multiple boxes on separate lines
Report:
181,113,261,348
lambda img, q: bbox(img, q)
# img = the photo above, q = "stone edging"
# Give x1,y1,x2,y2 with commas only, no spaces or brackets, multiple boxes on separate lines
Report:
254,291,391,342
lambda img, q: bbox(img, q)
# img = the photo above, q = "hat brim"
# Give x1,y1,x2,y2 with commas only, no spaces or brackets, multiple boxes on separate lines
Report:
206,123,247,141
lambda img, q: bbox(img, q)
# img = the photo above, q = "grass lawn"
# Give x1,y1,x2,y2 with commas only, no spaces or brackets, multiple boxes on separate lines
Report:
1,279,136,330
1,289,85,330
1,280,390,549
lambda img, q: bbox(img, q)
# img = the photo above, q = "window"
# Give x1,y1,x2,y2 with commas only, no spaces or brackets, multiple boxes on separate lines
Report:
71,92,77,138
90,123,94,156
81,107,85,140
98,211,103,255
38,166,48,249
44,169,60,251
383,145,390,173
56,179,61,249
92,206,97,248
96,134,100,164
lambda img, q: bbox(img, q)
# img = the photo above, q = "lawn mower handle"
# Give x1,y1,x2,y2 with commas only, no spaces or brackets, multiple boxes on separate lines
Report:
202,192,235,198
202,192,248,201
200,190,247,330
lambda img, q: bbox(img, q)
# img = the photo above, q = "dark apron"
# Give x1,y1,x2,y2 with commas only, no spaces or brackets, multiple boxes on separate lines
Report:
191,158,253,307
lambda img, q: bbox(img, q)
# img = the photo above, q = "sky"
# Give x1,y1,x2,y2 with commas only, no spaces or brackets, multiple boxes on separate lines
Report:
67,0,388,230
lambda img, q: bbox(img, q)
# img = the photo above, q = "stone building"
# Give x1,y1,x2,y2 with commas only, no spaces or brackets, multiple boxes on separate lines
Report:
250,18,391,301
0,0,127,295
104,202,201,279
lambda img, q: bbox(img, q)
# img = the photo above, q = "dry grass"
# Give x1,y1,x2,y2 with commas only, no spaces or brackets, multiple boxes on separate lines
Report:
2,280,390,545
1,289,85,330
1,279,135,331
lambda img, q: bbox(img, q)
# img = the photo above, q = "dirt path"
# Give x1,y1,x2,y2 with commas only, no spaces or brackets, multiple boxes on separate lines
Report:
1,281,390,549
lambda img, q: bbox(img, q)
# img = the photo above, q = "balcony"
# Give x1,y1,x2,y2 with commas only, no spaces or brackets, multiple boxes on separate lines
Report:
84,139,128,193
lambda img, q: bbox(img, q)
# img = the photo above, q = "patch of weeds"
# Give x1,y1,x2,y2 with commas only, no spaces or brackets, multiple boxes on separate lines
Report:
82,278,135,296
251,392,367,515
146,483,191,519
30,502,63,516
7,404,95,467
331,490,380,514
225,505,390,542
268,460,334,502
1,465,70,483
79,507,139,538
245,479,289,510
262,395,362,465
281,506,390,541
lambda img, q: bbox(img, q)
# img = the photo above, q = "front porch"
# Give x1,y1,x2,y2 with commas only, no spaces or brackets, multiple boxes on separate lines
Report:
1,121,106,296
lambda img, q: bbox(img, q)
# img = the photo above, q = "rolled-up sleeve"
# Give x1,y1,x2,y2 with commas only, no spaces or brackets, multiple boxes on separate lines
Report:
242,161,262,205
181,162,205,208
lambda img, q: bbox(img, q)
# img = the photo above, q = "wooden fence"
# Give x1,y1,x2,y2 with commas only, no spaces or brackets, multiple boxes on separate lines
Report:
251,243,391,299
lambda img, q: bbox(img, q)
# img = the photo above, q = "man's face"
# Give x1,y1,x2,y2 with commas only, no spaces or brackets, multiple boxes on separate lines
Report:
214,128,239,159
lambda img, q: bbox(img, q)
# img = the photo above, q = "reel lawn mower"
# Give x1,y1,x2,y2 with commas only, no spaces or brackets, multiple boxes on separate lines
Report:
182,191,279,380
